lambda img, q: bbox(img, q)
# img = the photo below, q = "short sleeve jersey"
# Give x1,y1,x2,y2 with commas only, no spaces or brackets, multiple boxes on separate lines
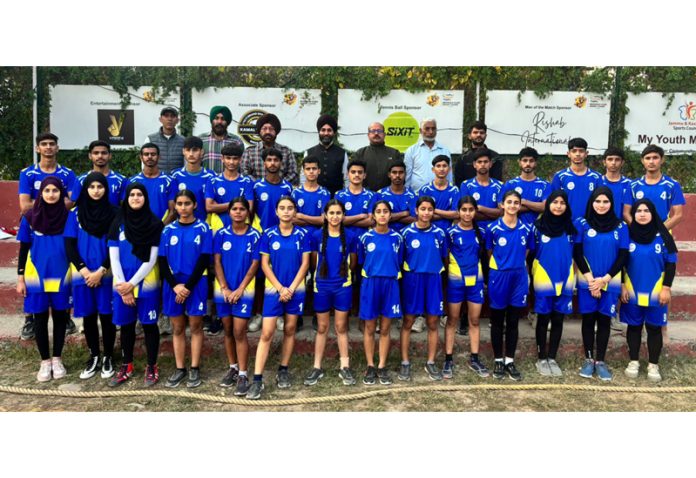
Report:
252,178,294,231
213,226,261,296
108,224,160,298
446,224,484,283
550,167,602,221
624,233,678,307
17,217,70,293
259,226,311,287
460,177,503,230
128,172,176,221
334,187,376,236
292,185,331,234
170,167,217,221
205,174,254,227
63,209,109,285
418,181,459,231
71,170,126,206
626,175,686,222
401,224,447,274
158,219,213,276
357,229,404,279
311,228,358,288
376,187,417,233
601,175,633,219
531,226,575,297
573,218,629,293
485,218,533,271
19,164,76,199
501,177,551,226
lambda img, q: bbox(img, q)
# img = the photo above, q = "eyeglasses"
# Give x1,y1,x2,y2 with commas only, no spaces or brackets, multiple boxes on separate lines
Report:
368,129,385,134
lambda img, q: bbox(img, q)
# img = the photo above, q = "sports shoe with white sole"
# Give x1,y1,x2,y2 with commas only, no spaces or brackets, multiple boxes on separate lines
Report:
101,356,115,379
37,359,52,382
79,355,100,380
536,359,552,376
547,359,563,377
51,357,67,379
624,360,640,379
277,317,284,332
411,316,426,333
248,315,262,333
647,363,662,382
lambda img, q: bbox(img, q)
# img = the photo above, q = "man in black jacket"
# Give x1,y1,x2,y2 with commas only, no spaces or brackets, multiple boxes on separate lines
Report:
303,114,348,196
454,121,503,185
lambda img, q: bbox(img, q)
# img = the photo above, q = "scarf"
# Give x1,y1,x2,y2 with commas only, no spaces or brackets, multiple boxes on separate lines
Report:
109,183,163,262
585,186,621,233
23,176,68,235
76,172,117,237
535,189,576,238
629,199,678,253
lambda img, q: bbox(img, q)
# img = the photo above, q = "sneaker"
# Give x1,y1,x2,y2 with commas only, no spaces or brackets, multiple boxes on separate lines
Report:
363,366,377,385
159,315,173,336
277,317,284,332
135,321,144,336
468,357,490,378
439,315,447,328
504,362,522,381
79,355,100,380
144,364,159,387
457,319,469,336
536,359,552,376
595,361,613,381
492,361,505,379
186,368,201,388
65,318,77,336
246,380,264,400
20,318,35,340
624,360,640,379
206,317,223,336
248,314,262,333
304,367,324,386
37,359,52,382
377,367,392,385
101,356,115,379
234,375,250,396
51,357,67,379
610,316,624,331
647,363,662,382
276,369,292,389
219,367,239,387
442,359,454,379
424,362,443,381
165,368,187,388
109,363,133,387
397,363,412,381
547,359,563,377
202,315,212,332
339,367,357,386
579,359,595,378
411,316,426,333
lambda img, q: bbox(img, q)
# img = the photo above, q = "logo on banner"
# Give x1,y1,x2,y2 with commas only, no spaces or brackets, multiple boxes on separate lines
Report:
426,94,440,107
283,92,298,106
678,101,696,121
237,109,266,145
97,110,134,145
384,111,420,153
574,96,587,109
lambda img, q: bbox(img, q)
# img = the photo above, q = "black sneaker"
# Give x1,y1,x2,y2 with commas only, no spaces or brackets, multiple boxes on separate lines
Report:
219,367,239,387
187,368,202,388
246,380,264,400
457,318,469,336
65,318,78,336
397,363,412,381
424,362,443,381
202,315,212,332
234,375,250,396
276,369,292,389
100,356,115,379
166,368,187,388
339,367,357,386
303,367,324,386
504,362,523,381
493,361,505,379
205,317,223,336
79,355,100,380
20,317,35,340
377,367,392,385
363,366,377,385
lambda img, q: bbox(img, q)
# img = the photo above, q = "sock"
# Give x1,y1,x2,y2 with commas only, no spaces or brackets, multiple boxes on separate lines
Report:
495,358,503,363
230,363,239,370
191,366,199,371
471,353,479,361
278,365,288,372
253,374,263,382
401,360,410,365
177,367,186,372
504,357,514,365
426,361,435,365
239,370,248,377
446,354,453,362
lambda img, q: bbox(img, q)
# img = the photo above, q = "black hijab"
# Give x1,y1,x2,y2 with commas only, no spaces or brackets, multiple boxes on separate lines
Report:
109,183,163,262
24,176,68,235
535,189,576,238
585,186,622,233
629,199,678,253
77,172,117,238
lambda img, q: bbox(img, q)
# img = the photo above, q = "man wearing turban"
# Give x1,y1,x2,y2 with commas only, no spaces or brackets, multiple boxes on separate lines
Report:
241,113,298,186
199,106,244,174
302,114,348,196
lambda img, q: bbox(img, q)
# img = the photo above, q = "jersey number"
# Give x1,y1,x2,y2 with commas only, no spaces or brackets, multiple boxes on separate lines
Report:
194,235,201,245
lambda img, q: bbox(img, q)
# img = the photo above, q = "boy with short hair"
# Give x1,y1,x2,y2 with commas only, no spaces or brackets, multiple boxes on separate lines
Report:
418,155,459,232
71,140,127,206
335,159,377,236
501,147,550,226
551,137,602,221
292,156,331,234
377,161,417,233
128,143,177,223
460,148,503,231
601,147,632,219
205,143,254,228
171,136,216,221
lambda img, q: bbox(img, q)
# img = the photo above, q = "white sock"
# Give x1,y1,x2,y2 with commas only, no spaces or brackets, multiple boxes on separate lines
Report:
504,357,514,365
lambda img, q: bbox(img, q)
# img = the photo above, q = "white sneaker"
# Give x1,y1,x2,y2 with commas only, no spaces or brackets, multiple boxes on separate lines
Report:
79,355,100,380
248,314,262,333
51,357,67,379
411,316,426,333
647,363,662,382
439,315,448,328
159,315,173,335
624,360,640,379
277,317,284,331
37,359,52,382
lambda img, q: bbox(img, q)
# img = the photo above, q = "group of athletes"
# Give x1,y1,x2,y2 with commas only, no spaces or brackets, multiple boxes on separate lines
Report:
17,131,683,400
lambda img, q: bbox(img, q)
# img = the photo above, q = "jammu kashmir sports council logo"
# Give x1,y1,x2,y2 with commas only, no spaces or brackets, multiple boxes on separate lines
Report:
678,101,696,121
574,95,587,108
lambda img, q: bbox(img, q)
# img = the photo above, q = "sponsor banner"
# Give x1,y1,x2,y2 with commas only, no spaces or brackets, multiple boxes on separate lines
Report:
191,87,322,152
485,90,611,154
49,85,181,149
337,89,464,153
625,92,696,153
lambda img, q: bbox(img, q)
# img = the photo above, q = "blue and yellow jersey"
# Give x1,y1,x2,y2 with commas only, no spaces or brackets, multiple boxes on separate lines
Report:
376,187,417,233
128,172,176,221
71,170,126,206
107,224,159,298
601,175,632,219
357,228,403,279
213,226,260,302
204,174,254,228
259,226,310,288
335,187,376,236
19,163,76,200
17,217,70,294
485,218,533,271
531,226,575,297
292,185,331,235
626,174,685,222
310,228,357,289
170,167,216,221
500,176,551,226
158,219,212,276
252,178,293,232
573,218,629,293
63,209,110,285
460,177,503,230
446,224,484,285
418,181,459,231
624,234,678,307
401,223,447,274
550,167,602,221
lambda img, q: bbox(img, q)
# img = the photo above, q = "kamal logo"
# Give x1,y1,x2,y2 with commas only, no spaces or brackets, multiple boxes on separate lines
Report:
678,101,696,121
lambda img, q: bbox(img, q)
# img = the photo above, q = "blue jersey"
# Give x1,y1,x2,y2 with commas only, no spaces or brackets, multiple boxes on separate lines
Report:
171,167,216,221
418,181,459,232
108,224,159,298
460,177,503,230
550,167,602,221
17,217,70,294
357,228,404,279
335,187,376,236
292,185,331,234
71,170,126,206
501,176,551,226
401,223,447,274
252,178,294,231
531,226,575,297
128,172,176,221
259,226,311,287
626,175,685,222
19,163,76,200
159,219,213,275
205,174,254,227
63,209,110,285
213,226,261,298
311,228,358,288
573,218,629,294
376,186,417,233
624,233,678,307
485,218,533,271
601,175,632,219
446,225,484,283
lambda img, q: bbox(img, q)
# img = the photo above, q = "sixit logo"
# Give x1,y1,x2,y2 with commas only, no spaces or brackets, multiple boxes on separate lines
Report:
678,101,696,121
383,111,420,152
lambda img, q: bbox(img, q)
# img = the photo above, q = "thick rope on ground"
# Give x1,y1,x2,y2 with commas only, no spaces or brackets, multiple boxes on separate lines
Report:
1,383,696,407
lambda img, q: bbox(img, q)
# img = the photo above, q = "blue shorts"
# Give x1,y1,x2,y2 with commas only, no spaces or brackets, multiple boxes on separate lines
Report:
263,289,306,317
534,294,573,315
314,284,352,313
216,296,254,319
447,277,484,305
72,282,112,317
360,277,401,320
24,290,72,314
620,302,668,327
162,276,208,317
402,272,443,316
488,268,529,310
577,288,619,317
112,293,159,326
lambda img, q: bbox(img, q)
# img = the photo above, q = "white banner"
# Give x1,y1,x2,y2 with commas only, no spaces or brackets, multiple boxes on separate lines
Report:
485,90,611,154
49,85,181,150
337,89,464,153
625,92,696,153
191,87,322,152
